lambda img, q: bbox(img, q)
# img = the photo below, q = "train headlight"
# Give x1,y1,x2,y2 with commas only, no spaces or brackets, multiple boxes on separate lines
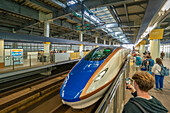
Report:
94,68,108,82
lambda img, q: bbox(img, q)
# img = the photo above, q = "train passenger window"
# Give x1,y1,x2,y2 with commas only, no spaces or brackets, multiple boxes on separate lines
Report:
84,47,115,61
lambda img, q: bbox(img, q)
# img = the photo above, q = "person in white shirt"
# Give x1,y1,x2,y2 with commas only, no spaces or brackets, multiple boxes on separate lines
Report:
152,58,164,91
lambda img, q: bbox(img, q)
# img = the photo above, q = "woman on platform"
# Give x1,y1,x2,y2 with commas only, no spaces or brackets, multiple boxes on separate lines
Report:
152,58,164,91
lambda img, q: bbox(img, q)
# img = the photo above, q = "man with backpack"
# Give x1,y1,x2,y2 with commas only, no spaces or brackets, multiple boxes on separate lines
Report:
133,54,142,71
146,56,154,71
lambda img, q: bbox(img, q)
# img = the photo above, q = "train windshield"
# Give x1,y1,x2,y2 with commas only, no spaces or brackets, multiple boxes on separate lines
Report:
84,47,115,61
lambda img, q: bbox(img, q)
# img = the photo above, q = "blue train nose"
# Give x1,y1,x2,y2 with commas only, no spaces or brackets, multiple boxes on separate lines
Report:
60,59,104,102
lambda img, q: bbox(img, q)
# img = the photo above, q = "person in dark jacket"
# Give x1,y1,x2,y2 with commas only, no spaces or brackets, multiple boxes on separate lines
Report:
123,71,168,113
161,51,165,59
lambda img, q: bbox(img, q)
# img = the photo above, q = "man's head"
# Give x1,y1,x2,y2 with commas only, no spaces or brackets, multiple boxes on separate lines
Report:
132,71,155,92
146,53,150,56
146,55,150,59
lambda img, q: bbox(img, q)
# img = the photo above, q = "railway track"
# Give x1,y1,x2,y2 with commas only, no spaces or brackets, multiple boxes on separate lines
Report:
0,70,69,112
0,74,46,93
0,61,100,113
0,70,100,113
0,61,77,97
50,101,99,113
0,70,69,98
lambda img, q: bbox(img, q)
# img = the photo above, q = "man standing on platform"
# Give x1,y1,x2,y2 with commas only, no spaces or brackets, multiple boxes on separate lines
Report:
123,71,168,113
161,51,165,60
133,54,142,71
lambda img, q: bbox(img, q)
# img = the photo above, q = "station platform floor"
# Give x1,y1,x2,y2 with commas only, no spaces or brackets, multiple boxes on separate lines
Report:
125,58,170,112
0,59,51,74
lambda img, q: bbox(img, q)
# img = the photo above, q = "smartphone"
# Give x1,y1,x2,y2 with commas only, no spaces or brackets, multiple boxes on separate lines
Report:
125,78,131,89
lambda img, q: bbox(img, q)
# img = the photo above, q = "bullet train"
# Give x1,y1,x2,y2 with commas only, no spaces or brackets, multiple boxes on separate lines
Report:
60,46,130,109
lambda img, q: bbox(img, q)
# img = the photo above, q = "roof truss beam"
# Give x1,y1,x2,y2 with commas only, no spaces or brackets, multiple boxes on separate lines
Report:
15,20,39,31
118,11,145,17
49,0,66,8
51,0,127,20
29,0,58,12
124,3,129,23
114,0,148,8
107,6,121,23
0,0,39,20
101,32,123,36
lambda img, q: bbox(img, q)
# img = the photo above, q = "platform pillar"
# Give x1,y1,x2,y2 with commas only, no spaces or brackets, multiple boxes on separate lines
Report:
43,21,50,61
79,44,83,58
112,41,115,45
95,37,98,44
0,40,4,68
44,21,50,37
104,39,106,45
79,31,83,58
150,39,160,61
43,44,50,61
70,45,72,50
139,45,145,58
109,41,111,45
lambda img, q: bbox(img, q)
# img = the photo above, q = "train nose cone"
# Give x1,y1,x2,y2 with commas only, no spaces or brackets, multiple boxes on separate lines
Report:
60,59,104,102
60,88,82,102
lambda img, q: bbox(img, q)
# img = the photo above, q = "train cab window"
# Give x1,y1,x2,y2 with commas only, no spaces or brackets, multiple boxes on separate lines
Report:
84,47,114,61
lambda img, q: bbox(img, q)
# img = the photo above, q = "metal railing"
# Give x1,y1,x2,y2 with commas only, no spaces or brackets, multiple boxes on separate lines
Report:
0,54,51,71
95,55,131,113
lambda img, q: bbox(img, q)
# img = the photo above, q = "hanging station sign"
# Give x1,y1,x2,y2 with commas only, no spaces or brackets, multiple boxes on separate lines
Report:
149,29,164,40
95,32,100,37
43,42,51,44
140,40,146,45
135,40,146,48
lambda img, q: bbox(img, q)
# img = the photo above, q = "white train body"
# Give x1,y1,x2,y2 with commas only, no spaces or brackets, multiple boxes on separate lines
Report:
60,47,129,109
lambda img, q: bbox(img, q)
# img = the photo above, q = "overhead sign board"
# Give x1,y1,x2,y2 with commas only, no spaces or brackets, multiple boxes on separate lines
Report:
140,40,146,45
43,42,51,44
149,29,164,39
95,32,100,37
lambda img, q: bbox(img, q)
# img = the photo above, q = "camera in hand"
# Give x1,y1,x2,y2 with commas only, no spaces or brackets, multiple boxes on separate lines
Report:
125,78,131,89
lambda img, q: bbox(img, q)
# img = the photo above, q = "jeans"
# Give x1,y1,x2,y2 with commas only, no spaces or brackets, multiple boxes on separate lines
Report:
146,65,152,71
155,75,164,89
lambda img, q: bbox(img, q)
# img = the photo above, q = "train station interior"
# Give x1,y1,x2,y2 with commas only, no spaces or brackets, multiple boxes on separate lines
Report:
0,0,170,113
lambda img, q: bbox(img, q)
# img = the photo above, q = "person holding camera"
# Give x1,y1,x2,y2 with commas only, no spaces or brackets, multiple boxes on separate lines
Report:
123,71,168,113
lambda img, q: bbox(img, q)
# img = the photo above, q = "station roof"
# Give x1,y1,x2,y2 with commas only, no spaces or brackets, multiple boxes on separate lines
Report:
0,0,169,45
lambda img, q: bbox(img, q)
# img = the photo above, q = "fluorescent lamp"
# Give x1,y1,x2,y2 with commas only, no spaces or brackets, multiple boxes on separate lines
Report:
161,0,170,11
67,0,78,6
84,11,89,16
